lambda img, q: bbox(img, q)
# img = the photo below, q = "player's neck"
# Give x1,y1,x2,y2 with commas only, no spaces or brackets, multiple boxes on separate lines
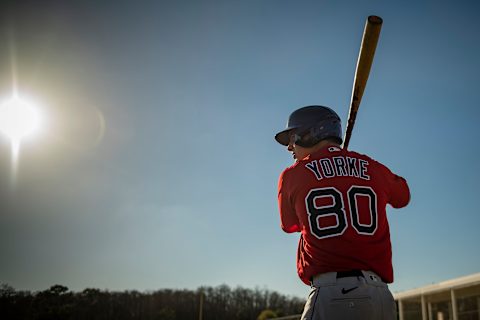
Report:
294,140,341,161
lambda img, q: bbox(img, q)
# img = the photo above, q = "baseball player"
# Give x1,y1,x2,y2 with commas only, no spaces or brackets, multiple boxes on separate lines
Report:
275,105,410,320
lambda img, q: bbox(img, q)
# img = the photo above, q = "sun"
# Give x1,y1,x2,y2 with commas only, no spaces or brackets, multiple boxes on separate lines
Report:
0,94,42,143
0,93,44,181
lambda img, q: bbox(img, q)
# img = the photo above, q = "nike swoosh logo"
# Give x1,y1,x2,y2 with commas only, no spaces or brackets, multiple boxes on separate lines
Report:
341,287,359,294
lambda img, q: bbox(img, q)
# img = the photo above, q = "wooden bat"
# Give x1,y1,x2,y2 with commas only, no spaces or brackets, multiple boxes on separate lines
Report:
342,15,383,149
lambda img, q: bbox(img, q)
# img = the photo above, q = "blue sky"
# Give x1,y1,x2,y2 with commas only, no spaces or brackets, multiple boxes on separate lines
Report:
0,0,479,299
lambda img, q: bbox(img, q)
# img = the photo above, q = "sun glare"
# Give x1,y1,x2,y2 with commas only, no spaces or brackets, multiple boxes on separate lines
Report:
0,93,44,183
0,95,42,142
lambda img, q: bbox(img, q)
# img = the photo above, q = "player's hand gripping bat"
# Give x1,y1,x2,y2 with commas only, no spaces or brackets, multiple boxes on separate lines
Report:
342,15,383,149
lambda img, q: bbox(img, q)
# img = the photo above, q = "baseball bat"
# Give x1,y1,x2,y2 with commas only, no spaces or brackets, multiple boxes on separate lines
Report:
342,15,383,149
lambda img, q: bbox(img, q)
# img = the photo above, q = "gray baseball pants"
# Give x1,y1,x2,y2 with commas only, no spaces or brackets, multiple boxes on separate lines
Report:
300,270,397,320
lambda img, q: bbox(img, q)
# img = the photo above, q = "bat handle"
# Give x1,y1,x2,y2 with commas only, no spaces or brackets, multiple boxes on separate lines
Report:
342,103,358,150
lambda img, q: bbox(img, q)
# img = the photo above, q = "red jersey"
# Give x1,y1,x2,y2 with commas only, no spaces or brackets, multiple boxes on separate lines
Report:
278,145,410,285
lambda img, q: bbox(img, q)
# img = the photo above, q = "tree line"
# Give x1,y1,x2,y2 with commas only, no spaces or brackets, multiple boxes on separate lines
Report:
0,283,304,320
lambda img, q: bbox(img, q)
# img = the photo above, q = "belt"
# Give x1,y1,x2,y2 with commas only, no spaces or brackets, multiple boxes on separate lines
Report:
336,270,364,278
311,270,386,288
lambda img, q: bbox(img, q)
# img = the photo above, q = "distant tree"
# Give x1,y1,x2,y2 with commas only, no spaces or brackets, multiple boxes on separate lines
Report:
257,309,278,320
0,283,304,320
48,285,69,296
0,284,18,319
34,285,74,320
156,307,175,320
75,288,109,320
0,283,16,298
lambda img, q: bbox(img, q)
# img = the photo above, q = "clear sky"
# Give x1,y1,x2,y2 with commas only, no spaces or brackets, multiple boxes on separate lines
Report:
0,0,479,299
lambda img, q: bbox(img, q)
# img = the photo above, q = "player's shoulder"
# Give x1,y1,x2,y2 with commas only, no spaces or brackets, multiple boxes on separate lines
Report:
279,157,312,186
345,148,393,173
278,162,300,189
345,148,379,163
281,161,301,176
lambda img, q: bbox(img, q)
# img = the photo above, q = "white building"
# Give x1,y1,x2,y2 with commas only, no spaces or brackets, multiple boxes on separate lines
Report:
394,273,480,320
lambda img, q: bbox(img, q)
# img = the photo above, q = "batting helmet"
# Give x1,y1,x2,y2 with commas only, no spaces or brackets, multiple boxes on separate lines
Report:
275,105,342,147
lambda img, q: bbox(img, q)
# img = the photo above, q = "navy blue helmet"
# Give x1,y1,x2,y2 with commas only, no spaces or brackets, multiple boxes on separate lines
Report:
275,105,342,147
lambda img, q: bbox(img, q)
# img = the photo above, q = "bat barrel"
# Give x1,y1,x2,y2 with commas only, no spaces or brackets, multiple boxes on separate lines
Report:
342,15,383,149
368,15,383,25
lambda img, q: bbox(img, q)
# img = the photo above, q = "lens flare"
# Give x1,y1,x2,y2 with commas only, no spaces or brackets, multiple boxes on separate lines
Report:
0,95,41,141
0,93,43,184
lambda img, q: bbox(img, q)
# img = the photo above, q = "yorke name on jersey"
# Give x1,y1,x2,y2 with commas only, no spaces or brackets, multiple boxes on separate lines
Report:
305,156,370,181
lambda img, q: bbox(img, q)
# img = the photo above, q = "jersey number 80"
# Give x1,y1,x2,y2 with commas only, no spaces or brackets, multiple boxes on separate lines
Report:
305,186,378,239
